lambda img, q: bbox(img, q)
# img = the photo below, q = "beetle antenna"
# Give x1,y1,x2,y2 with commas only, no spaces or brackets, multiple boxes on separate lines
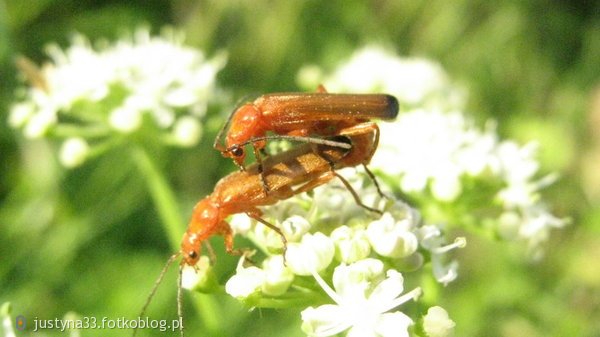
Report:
133,252,180,337
232,135,352,151
177,265,184,337
213,94,256,151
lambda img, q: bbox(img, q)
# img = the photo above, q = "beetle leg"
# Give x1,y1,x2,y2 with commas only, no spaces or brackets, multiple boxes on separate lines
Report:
252,142,270,195
333,171,382,214
337,122,389,200
203,241,217,264
316,84,328,93
362,163,391,200
247,213,288,263
218,221,254,263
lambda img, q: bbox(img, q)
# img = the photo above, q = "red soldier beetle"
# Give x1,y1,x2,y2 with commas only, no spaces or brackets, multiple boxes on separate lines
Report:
183,121,381,267
213,86,398,194
135,123,382,337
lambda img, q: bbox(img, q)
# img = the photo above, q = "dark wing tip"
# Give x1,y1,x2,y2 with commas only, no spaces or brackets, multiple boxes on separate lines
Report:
383,95,399,119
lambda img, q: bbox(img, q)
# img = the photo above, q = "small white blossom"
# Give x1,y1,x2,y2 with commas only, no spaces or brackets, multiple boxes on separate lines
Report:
301,262,421,337
181,256,211,290
251,215,312,252
285,232,335,276
229,213,254,235
224,255,295,299
225,258,265,299
366,212,419,259
59,137,89,168
418,226,466,285
279,215,313,242
330,225,371,263
308,169,387,223
423,306,455,337
261,255,294,296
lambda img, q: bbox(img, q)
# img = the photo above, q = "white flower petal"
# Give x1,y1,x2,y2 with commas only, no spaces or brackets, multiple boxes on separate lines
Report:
366,213,418,258
368,270,405,311
225,265,264,299
331,225,371,263
374,311,413,337
301,305,350,337
261,255,294,296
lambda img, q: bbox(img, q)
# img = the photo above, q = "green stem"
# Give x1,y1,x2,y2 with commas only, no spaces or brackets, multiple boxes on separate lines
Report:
52,124,112,139
131,146,182,251
131,146,221,334
254,292,323,308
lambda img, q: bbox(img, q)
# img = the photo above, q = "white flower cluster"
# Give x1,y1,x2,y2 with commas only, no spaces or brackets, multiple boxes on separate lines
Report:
182,173,462,336
301,46,567,258
9,28,226,167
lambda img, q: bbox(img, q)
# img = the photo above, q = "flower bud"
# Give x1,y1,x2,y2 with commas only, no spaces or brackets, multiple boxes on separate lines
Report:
423,306,455,337
261,255,294,296
285,232,334,275
330,226,371,263
367,213,418,258
59,137,89,168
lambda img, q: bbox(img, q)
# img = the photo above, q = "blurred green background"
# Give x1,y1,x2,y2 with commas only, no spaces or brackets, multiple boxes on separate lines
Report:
1,1,599,336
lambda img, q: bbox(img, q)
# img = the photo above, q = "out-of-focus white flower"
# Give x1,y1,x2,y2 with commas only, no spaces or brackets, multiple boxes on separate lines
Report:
8,102,35,129
431,172,462,202
62,312,82,337
59,137,90,168
109,106,142,133
1,302,16,337
9,27,226,167
372,109,489,182
172,116,203,147
423,306,455,337
516,203,569,260
23,108,56,139
298,46,466,110
301,262,421,337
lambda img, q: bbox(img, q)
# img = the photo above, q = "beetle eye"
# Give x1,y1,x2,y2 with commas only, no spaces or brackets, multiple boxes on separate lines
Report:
230,146,244,158
188,251,198,260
